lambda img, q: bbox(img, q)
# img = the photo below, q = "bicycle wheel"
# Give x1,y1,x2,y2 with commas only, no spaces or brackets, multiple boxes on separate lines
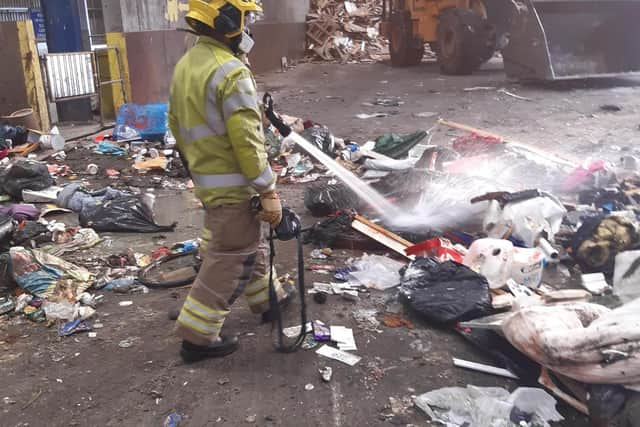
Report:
138,250,200,289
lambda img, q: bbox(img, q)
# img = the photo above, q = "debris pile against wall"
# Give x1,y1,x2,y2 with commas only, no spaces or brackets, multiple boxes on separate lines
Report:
306,0,388,62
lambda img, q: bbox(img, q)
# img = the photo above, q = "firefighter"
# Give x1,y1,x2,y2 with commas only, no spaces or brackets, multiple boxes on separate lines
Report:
168,0,292,362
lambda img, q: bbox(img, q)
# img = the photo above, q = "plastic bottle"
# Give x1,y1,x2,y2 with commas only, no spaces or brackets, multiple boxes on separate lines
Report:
511,247,545,289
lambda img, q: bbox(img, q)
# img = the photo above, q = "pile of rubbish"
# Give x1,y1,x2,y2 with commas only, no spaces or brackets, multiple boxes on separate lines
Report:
306,0,388,62
0,103,190,337
3,98,640,425
269,113,640,424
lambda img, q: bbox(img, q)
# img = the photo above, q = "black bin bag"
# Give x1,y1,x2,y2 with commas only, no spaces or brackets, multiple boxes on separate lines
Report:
400,257,493,325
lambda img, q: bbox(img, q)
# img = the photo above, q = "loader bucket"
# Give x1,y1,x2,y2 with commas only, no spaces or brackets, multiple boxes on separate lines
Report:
499,0,640,80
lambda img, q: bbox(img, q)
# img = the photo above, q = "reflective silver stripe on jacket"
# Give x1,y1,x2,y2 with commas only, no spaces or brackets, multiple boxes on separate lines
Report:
206,59,245,134
250,166,275,192
222,92,259,120
236,77,255,93
191,172,249,188
180,125,215,143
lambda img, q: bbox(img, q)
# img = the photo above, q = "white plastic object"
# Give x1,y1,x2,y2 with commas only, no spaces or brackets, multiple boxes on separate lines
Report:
511,247,545,289
114,124,141,140
613,250,640,301
483,196,566,247
538,237,559,263
43,301,75,320
463,238,514,289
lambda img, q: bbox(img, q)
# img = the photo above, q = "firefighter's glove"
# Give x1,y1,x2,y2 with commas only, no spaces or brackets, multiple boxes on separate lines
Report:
258,191,283,228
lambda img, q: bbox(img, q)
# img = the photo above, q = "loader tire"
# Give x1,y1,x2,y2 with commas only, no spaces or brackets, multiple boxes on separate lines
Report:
436,8,496,75
389,11,424,67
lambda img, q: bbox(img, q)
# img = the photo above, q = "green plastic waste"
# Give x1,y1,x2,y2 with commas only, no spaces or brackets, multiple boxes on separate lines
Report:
374,131,427,159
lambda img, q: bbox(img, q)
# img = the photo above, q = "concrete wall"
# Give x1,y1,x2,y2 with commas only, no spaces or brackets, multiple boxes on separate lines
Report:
262,0,310,23
102,0,309,104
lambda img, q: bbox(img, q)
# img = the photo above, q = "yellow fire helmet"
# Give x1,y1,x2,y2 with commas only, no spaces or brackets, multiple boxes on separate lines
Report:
186,0,263,38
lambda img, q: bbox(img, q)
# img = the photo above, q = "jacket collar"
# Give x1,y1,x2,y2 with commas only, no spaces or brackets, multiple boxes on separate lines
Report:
198,35,234,54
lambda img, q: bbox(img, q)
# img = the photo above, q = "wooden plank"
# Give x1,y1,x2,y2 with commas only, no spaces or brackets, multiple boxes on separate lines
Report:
352,216,414,260
353,215,414,247
538,368,589,415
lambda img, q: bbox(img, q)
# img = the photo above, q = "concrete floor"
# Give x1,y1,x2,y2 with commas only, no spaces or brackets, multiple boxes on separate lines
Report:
3,58,640,426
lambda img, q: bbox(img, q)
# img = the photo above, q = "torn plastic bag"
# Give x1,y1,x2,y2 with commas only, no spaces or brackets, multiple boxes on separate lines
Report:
347,253,405,290
502,299,640,387
374,131,427,159
300,126,335,155
304,183,359,217
573,215,638,275
413,385,563,427
0,160,54,200
79,194,176,233
96,141,126,156
10,246,93,300
483,193,566,247
399,257,493,324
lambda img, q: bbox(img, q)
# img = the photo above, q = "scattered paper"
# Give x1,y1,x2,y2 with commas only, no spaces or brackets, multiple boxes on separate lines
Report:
330,326,357,351
283,322,312,338
316,345,361,366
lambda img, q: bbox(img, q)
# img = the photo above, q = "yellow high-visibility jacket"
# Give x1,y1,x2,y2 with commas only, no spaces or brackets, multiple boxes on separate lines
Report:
168,36,275,207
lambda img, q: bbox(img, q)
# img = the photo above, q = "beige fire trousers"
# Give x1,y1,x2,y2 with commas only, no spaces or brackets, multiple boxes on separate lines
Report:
175,200,284,346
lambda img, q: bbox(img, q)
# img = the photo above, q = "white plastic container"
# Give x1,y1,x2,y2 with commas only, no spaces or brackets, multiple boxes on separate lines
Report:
511,247,545,289
463,238,515,289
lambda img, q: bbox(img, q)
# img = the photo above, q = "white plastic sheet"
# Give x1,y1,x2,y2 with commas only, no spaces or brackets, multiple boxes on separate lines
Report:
414,385,563,427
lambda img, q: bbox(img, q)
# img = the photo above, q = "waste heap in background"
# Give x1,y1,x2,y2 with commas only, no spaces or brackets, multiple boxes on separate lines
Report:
306,0,388,62
0,102,187,337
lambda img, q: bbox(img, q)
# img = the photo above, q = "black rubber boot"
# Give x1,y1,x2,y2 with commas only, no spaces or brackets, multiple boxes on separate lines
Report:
261,284,296,323
180,335,239,363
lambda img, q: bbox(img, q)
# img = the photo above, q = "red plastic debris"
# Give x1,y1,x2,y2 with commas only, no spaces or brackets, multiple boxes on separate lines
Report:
405,237,465,263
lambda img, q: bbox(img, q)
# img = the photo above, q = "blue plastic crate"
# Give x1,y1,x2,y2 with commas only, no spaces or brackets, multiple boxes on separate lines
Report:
115,102,168,141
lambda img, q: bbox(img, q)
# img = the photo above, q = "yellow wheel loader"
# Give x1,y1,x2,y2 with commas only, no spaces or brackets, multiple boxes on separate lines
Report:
380,0,640,80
